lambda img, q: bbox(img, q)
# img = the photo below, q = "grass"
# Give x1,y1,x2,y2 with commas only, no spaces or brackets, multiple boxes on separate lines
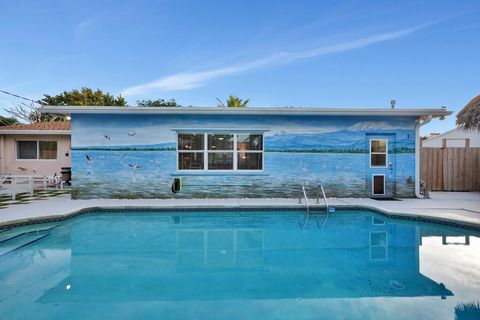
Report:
0,189,70,208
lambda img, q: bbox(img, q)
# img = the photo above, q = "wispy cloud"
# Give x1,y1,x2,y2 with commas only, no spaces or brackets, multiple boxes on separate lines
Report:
75,16,98,37
121,24,430,95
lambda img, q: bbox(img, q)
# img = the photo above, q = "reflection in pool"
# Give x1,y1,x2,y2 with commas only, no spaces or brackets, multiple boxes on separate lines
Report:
0,211,479,319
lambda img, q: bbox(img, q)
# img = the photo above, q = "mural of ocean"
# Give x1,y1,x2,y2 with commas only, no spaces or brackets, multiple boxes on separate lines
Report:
72,151,415,199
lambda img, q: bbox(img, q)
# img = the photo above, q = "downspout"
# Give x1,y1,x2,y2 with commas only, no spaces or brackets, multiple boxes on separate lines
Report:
415,115,432,198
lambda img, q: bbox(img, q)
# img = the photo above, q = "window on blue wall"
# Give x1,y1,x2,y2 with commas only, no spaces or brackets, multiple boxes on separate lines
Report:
208,134,234,170
177,132,263,171
178,134,204,170
370,139,387,167
237,134,263,170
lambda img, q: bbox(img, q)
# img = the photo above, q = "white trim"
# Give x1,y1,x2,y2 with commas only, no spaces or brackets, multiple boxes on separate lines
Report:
369,139,388,168
0,130,70,135
372,174,386,196
40,106,452,117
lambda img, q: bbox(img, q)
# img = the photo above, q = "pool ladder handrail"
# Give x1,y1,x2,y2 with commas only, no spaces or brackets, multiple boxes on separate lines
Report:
298,185,310,228
316,184,329,230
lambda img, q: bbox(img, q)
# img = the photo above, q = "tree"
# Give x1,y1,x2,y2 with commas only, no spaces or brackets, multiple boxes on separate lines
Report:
0,115,20,126
456,94,480,131
6,102,64,123
6,87,125,124
41,87,127,106
216,95,250,108
137,98,178,107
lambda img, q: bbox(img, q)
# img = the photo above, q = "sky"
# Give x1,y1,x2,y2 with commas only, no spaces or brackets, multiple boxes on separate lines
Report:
1,0,479,134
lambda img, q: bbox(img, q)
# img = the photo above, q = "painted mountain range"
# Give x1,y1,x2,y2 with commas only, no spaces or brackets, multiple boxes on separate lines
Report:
74,129,414,153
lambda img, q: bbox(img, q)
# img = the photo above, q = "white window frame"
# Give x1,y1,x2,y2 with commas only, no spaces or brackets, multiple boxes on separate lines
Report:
369,139,388,168
15,140,58,161
372,174,386,196
369,231,388,260
176,132,264,172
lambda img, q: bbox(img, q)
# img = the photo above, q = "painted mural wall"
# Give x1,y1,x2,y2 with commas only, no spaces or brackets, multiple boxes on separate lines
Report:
71,114,417,199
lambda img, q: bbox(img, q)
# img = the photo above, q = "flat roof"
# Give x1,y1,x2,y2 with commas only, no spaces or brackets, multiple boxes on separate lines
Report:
40,106,452,118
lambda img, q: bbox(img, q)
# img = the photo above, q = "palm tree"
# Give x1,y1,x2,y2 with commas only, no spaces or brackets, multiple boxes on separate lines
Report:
456,95,480,131
216,95,250,108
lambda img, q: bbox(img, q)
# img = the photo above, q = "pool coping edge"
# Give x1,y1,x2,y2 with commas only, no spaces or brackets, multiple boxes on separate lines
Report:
1,204,479,231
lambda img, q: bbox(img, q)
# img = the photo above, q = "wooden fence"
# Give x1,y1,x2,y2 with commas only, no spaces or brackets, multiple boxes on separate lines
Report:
420,147,480,191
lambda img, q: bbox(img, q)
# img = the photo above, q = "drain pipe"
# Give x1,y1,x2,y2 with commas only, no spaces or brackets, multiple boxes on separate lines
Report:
415,115,432,198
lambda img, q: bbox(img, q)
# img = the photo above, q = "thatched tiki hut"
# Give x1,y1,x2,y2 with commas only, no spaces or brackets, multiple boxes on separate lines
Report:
456,95,480,131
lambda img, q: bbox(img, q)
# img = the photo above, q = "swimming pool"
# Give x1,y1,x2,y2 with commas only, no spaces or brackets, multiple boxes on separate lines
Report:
0,210,479,319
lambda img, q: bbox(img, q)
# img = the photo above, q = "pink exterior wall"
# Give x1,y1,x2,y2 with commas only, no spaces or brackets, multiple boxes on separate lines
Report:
0,134,71,176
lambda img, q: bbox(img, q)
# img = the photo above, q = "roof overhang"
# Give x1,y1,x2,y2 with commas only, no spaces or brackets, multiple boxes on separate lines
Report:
0,130,71,135
40,106,452,118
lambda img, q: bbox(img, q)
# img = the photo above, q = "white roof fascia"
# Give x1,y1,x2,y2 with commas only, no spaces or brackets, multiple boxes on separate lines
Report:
40,106,453,117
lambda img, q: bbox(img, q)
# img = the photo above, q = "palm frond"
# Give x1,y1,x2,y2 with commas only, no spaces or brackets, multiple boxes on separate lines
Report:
456,95,480,131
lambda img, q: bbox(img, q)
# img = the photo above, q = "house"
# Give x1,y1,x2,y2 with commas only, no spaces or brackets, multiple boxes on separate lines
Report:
0,122,71,177
41,106,451,199
422,127,480,147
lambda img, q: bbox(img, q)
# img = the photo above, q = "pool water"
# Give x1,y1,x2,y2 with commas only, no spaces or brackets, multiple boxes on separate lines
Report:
0,210,479,319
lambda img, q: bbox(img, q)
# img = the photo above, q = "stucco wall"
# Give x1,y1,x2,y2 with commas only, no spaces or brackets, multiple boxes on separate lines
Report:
71,114,417,199
0,134,71,176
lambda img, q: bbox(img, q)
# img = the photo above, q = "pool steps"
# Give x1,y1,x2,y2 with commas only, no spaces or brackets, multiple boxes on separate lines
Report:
0,225,58,256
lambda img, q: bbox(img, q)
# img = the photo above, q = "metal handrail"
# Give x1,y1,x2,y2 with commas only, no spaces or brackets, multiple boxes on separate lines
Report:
317,184,329,230
299,185,309,228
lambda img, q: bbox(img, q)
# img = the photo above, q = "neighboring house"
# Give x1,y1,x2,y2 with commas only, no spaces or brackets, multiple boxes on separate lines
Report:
0,122,71,176
42,106,450,199
422,127,480,147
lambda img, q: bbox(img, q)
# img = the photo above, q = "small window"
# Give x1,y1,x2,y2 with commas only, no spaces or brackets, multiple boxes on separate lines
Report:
370,139,387,167
208,152,233,170
178,134,204,150
208,134,233,150
238,153,263,170
17,141,57,160
237,134,263,151
39,141,57,159
17,141,37,159
372,175,385,195
179,153,204,170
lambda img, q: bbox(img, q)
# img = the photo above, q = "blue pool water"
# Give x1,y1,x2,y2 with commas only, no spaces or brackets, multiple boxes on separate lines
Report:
0,210,479,319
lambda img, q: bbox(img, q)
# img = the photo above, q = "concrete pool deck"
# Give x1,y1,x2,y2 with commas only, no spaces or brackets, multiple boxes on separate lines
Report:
0,192,479,229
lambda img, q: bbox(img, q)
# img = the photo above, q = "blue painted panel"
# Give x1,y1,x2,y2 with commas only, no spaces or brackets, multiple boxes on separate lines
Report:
71,114,417,199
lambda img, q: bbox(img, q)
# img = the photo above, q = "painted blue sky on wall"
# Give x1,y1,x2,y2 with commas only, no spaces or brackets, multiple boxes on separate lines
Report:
72,114,417,149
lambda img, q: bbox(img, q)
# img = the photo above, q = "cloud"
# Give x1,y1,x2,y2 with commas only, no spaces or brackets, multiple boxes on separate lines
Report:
75,16,97,37
121,24,430,95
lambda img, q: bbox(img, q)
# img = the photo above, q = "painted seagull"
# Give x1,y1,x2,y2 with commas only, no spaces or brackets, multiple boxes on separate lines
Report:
127,132,136,136
104,135,110,141
129,164,142,172
85,155,94,164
